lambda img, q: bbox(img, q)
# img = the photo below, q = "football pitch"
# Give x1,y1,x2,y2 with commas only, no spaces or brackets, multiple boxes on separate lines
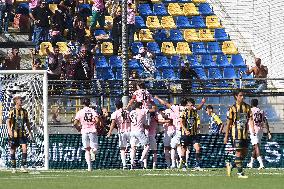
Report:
0,168,283,189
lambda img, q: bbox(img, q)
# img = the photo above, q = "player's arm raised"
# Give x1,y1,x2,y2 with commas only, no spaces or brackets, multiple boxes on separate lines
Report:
196,98,206,110
154,95,171,109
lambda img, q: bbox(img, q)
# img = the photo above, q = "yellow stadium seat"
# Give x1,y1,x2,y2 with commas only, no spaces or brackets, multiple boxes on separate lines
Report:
184,29,200,42
49,4,58,14
183,3,199,16
206,15,222,28
85,29,91,37
168,3,183,16
146,16,161,29
56,42,68,54
176,42,192,55
101,42,113,55
199,29,215,41
192,0,207,3
134,32,139,41
222,41,238,54
97,16,113,29
138,29,154,42
39,42,53,56
161,42,176,55
161,16,176,29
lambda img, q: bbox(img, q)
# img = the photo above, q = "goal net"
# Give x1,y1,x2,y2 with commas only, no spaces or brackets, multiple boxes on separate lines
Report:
0,70,48,170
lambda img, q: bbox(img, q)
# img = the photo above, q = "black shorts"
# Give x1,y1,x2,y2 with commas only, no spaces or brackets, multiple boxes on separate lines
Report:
9,137,28,148
233,139,249,150
180,135,200,147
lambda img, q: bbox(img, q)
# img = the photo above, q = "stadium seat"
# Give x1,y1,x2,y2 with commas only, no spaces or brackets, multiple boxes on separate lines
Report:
115,68,122,79
109,56,122,68
169,29,184,42
206,15,222,28
187,55,202,68
103,16,113,29
146,16,162,29
135,16,146,29
131,42,144,54
193,68,207,80
207,42,222,54
184,29,200,42
178,0,192,2
161,42,176,55
94,29,107,36
56,42,68,54
154,29,168,42
222,41,238,54
170,55,182,68
153,4,168,16
138,4,153,16
168,3,183,16
175,16,193,29
162,69,177,80
101,42,113,55
138,29,154,42
128,59,141,69
155,56,171,68
223,67,237,79
183,3,199,16
95,56,109,68
176,42,192,55
208,68,223,79
199,29,215,41
231,54,246,68
192,16,206,28
216,54,231,67
49,4,58,14
16,3,29,15
238,68,253,79
97,67,115,80
201,54,217,68
161,16,176,29
192,42,208,54
199,3,214,15
215,28,229,41
39,42,52,56
164,0,178,2
147,42,161,54
192,0,207,3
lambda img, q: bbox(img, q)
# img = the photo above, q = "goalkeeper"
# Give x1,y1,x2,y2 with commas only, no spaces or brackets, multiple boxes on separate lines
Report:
6,95,33,173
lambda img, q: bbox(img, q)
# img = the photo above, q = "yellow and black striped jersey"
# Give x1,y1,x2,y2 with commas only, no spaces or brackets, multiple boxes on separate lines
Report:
227,102,252,140
7,108,29,138
180,109,198,136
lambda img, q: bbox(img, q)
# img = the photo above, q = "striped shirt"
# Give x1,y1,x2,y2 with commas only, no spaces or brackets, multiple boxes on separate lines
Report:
7,108,29,138
180,109,198,136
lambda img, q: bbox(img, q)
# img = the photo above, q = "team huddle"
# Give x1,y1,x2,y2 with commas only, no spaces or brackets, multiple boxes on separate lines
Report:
6,82,271,178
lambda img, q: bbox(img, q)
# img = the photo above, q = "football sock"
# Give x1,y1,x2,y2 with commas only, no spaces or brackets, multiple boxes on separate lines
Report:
22,153,27,166
152,153,157,168
257,156,264,167
164,150,171,167
85,151,91,170
130,148,135,166
11,153,16,168
120,150,126,167
171,149,176,167
235,157,243,173
195,153,201,167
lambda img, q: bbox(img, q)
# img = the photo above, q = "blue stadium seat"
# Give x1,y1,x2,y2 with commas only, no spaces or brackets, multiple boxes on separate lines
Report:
187,55,202,68
138,4,153,16
154,29,168,42
164,0,178,2
215,28,229,41
201,55,217,68
207,42,223,54
199,3,214,16
216,54,231,67
169,29,184,42
231,54,246,68
170,56,183,68
147,42,161,54
193,68,207,79
208,68,223,79
97,67,115,80
95,56,109,68
135,16,146,29
178,0,192,2
16,3,29,15
238,68,253,79
192,16,206,28
131,42,144,54
109,56,122,68
155,56,171,68
115,68,122,79
192,42,208,54
223,67,237,79
175,16,193,29
162,69,177,80
128,59,141,69
153,4,168,16
78,4,92,17
94,30,107,36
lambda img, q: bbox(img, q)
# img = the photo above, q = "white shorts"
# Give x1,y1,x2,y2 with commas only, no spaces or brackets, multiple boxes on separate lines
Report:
148,135,157,150
250,130,263,145
118,132,131,148
163,131,175,147
170,132,181,149
82,132,98,150
130,131,149,146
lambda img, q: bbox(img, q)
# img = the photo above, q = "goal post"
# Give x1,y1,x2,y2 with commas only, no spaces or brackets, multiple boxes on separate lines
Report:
0,70,49,170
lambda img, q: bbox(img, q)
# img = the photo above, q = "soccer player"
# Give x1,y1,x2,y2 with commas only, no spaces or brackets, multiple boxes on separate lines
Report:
107,100,131,169
205,105,224,134
247,99,271,169
179,98,204,171
74,98,99,171
224,90,254,178
6,95,32,173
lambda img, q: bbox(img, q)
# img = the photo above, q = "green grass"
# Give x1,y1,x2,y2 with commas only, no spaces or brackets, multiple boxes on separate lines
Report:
0,168,283,189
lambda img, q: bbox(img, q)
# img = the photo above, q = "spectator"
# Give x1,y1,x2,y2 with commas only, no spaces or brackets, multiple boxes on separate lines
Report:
2,0,13,33
112,7,122,55
0,0,6,33
134,47,156,79
246,58,268,92
127,1,136,47
49,25,65,46
73,16,86,45
90,0,106,36
30,49,42,70
74,45,95,80
62,52,77,80
180,60,200,92
28,0,40,40
31,0,53,50
46,45,64,80
51,8,66,34
3,48,21,70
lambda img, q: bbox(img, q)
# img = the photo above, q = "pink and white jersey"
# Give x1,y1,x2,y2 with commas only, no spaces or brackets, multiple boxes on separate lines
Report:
146,113,158,136
170,105,185,131
75,107,98,134
111,109,131,133
129,109,148,132
132,89,154,109
250,107,265,133
163,109,175,134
